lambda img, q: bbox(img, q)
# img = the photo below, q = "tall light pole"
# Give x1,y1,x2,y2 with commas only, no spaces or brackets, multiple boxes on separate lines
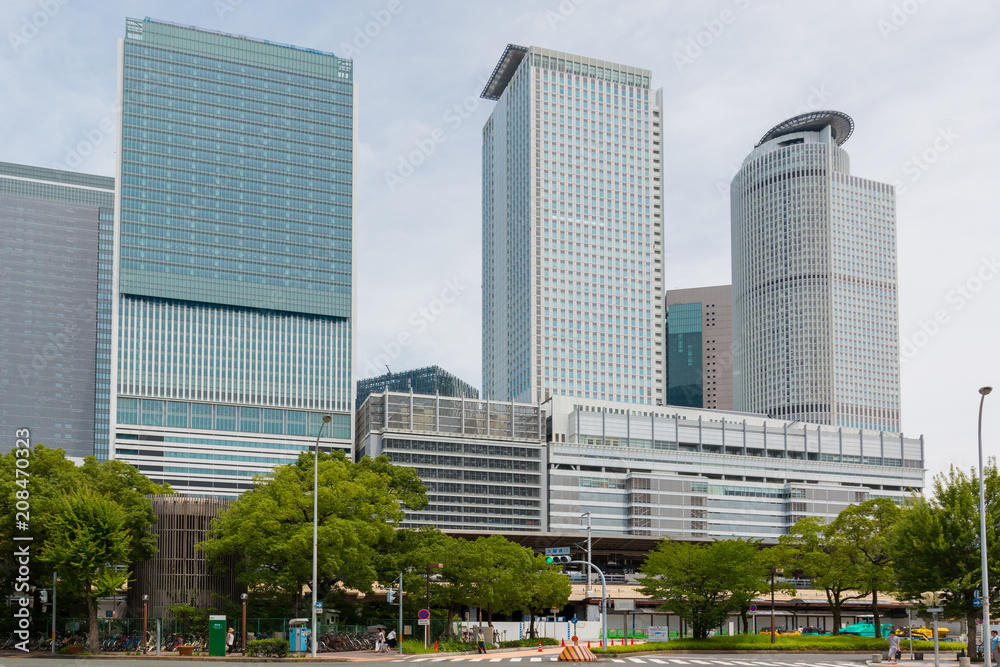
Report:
312,415,332,659
425,563,443,648
581,512,593,598
978,386,992,666
241,593,248,655
142,594,148,654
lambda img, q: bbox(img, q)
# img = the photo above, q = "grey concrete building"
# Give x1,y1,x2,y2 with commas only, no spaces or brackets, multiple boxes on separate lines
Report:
355,391,546,532
0,162,114,459
665,285,733,411
546,395,923,540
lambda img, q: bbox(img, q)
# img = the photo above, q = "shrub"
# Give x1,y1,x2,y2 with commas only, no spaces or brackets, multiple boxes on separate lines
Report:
246,638,290,658
500,638,561,648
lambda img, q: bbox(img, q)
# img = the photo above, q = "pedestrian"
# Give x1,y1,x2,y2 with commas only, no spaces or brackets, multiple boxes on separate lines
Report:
375,628,385,653
990,629,999,665
886,631,900,664
226,628,235,654
387,628,397,650
476,627,487,654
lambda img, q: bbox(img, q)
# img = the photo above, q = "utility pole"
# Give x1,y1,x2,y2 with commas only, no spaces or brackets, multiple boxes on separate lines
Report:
581,512,593,598
397,572,403,656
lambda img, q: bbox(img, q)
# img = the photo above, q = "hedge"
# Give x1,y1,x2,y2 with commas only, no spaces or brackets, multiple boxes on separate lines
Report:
246,638,290,658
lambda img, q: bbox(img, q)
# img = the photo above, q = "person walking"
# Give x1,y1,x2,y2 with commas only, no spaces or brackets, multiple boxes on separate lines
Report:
225,628,235,654
886,631,900,664
476,627,487,654
387,628,397,650
990,629,998,665
375,628,385,653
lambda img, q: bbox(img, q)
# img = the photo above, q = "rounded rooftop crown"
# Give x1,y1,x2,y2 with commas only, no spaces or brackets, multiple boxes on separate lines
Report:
755,110,854,148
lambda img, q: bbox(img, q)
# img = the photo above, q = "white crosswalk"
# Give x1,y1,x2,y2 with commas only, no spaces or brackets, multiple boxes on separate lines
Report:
393,656,862,666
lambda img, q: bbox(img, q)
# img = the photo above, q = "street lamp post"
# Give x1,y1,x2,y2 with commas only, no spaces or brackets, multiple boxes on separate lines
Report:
142,594,148,654
581,512,593,598
978,386,992,666
241,593,248,655
426,563,443,648
311,415,332,659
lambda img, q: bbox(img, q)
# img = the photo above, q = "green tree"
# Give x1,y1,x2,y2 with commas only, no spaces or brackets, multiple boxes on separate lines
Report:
0,445,169,625
720,539,771,634
892,463,1000,660
38,488,132,654
198,451,426,617
779,516,867,634
832,497,902,638
523,555,572,639
461,536,535,624
638,539,767,639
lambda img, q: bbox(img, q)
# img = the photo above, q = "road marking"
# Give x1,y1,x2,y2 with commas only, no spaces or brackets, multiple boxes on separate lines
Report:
490,659,502,663
709,662,734,665
431,660,448,663
729,662,756,666
510,659,522,662
412,660,429,663
688,661,714,665
628,659,647,663
468,660,483,663
531,659,542,663
649,660,667,664
668,660,690,664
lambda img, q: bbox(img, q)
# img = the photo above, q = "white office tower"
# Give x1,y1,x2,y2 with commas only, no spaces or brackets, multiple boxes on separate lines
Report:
731,112,900,432
481,45,664,406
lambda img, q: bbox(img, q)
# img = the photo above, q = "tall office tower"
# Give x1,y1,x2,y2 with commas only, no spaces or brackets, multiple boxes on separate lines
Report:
731,111,900,432
1,162,114,459
664,285,733,410
481,45,664,406
111,19,356,495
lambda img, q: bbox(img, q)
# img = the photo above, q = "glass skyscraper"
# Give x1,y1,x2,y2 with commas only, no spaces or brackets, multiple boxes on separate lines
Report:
481,45,664,407
0,162,114,459
731,111,900,432
111,19,355,495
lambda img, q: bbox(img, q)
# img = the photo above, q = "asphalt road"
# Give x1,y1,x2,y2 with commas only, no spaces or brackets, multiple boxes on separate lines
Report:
0,654,876,667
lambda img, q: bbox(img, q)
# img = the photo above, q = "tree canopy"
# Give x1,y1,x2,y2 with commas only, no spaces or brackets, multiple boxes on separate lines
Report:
638,538,769,639
892,462,1000,659
197,451,427,617
778,516,867,634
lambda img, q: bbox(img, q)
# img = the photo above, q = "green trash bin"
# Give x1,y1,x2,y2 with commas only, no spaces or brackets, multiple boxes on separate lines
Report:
209,615,227,657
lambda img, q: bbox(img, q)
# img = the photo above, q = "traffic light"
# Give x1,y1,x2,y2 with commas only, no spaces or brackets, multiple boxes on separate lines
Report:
938,590,953,605
386,589,396,604
546,555,572,564
919,591,936,606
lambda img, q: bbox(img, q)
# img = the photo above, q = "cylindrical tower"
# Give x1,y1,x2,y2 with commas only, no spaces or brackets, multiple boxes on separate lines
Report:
731,111,900,433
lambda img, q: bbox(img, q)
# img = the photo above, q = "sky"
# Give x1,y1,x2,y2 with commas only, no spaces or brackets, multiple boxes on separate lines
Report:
1,0,997,485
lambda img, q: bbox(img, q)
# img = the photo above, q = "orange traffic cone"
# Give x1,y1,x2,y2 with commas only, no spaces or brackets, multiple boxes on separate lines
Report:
630,637,634,645
434,641,438,652
561,638,566,647
537,642,543,652
587,641,590,648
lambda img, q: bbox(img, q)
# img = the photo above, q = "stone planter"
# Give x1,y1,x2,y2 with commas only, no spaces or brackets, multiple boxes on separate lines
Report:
67,645,85,655
871,654,881,663
958,658,971,666
177,646,195,656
